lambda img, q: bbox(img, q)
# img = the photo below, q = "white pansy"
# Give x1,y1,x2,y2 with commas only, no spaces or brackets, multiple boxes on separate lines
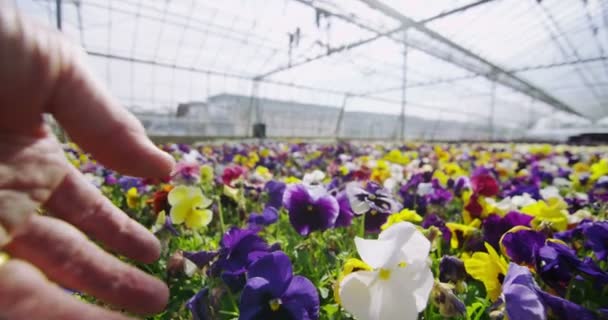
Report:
384,165,405,192
182,149,203,163
417,183,434,196
567,209,595,225
540,186,561,200
553,177,572,187
340,222,434,320
303,169,326,185
346,183,370,215
496,193,537,212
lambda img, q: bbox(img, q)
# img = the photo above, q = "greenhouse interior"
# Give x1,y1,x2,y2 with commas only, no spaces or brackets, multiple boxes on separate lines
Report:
2,0,608,319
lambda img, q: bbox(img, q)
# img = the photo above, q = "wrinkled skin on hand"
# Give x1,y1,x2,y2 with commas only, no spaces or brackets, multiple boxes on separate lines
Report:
0,3,175,319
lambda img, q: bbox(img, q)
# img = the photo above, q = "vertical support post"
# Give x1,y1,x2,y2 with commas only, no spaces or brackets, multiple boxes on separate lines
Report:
489,80,496,141
527,98,535,129
399,28,409,141
334,94,350,139
246,80,260,137
55,0,62,30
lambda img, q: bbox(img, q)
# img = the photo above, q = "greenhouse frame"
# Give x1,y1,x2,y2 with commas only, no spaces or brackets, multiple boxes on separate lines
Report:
15,0,608,141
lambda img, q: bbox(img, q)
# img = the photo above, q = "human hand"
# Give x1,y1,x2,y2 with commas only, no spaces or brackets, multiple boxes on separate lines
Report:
0,4,175,319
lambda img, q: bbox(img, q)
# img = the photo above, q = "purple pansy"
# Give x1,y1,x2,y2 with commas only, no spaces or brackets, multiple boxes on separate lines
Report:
265,180,286,210
248,207,279,226
283,184,339,236
334,191,354,228
502,263,546,320
582,221,608,261
503,262,598,320
422,213,451,244
187,288,211,320
500,227,546,266
183,250,219,269
483,211,534,250
536,241,608,292
439,255,467,283
117,176,143,191
347,182,401,233
211,227,272,292
239,251,319,320
537,290,597,320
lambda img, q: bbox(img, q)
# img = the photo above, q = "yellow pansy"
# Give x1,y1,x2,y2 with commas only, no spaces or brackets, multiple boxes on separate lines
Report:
433,170,450,187
521,198,568,231
255,166,272,180
223,185,240,202
168,186,213,229
529,144,552,156
434,146,450,162
126,187,139,209
463,242,508,301
202,146,213,156
284,176,302,184
572,162,589,173
246,151,260,168
200,165,214,183
434,162,465,186
338,165,349,176
151,210,168,233
383,149,410,165
590,158,608,182
381,209,423,230
371,160,391,183
260,148,271,158
446,220,481,249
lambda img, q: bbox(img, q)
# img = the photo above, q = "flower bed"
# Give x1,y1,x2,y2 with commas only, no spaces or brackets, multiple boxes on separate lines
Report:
68,142,608,320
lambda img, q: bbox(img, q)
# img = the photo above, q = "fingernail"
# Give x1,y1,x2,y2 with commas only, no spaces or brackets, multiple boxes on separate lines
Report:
0,224,10,247
0,252,8,268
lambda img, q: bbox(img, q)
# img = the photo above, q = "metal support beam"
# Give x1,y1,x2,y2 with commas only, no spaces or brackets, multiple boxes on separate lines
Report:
246,81,260,137
399,30,408,141
55,0,62,30
489,80,496,141
256,0,496,81
319,0,585,118
334,94,350,138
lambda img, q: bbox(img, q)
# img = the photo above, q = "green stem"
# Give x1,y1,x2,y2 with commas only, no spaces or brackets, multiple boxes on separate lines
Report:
359,214,366,239
217,196,226,235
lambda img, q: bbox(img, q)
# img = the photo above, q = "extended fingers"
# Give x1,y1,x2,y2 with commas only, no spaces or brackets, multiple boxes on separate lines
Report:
45,166,161,263
0,259,137,320
4,215,169,315
0,5,174,178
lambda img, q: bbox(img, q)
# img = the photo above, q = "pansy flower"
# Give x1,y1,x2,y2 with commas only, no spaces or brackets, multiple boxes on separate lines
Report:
248,207,279,227
187,288,211,320
502,263,597,320
212,227,272,292
582,221,608,260
282,184,339,236
335,191,355,228
346,182,402,233
171,161,201,185
222,166,246,187
463,242,508,301
264,180,286,210
339,222,434,320
168,186,213,229
500,226,546,266
483,211,533,250
239,251,319,320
